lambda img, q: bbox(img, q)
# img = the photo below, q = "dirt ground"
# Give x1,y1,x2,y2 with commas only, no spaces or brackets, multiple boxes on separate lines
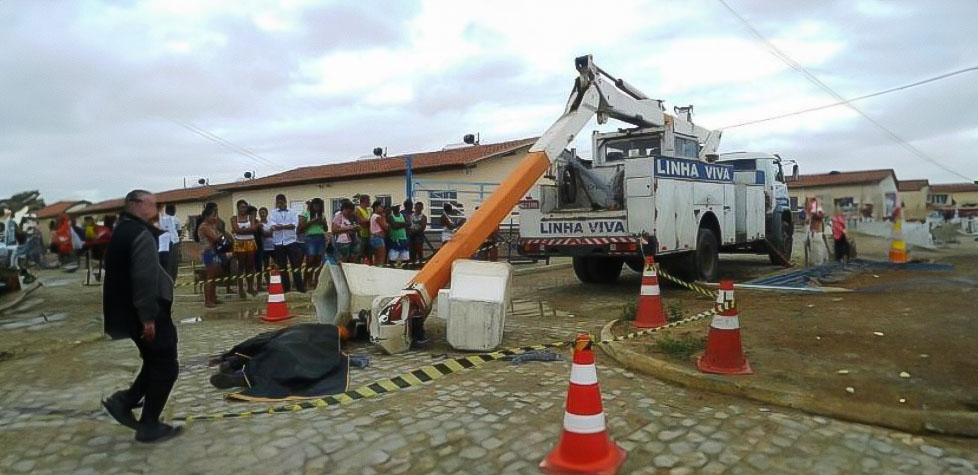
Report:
595,234,978,414
3,230,975,417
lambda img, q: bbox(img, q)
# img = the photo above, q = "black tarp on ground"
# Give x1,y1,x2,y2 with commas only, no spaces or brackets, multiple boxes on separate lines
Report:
221,323,349,402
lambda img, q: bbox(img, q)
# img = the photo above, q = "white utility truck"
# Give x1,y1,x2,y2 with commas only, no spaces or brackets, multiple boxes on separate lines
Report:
518,115,797,283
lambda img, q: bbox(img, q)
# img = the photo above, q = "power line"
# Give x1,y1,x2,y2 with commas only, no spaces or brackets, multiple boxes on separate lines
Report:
171,119,283,169
719,66,978,129
716,0,974,181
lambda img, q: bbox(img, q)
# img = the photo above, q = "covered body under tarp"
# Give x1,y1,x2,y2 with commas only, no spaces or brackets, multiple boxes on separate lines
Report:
219,323,349,402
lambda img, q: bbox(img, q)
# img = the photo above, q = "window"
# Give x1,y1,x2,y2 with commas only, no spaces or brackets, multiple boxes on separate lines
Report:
428,190,460,230
375,195,392,209
289,200,305,213
674,137,699,159
330,198,345,215
789,197,798,210
602,136,661,162
834,197,855,209
928,194,948,205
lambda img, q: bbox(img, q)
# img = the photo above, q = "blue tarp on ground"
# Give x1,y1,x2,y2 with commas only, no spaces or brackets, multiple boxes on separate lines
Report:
747,259,953,287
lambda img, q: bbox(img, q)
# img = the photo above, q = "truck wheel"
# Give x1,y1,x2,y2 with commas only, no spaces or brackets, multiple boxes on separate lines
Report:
692,228,719,282
625,258,645,273
769,219,793,265
587,257,623,284
572,256,596,283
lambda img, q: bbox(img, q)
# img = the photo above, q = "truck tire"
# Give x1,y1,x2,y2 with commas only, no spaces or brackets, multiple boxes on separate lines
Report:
572,256,596,283
625,258,645,273
691,228,719,282
587,257,623,284
768,219,793,265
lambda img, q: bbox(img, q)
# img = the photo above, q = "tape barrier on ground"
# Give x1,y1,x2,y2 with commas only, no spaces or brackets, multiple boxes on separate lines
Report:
173,258,431,289
604,300,731,343
175,342,568,422
175,299,734,423
174,260,731,422
652,263,718,300
172,264,326,289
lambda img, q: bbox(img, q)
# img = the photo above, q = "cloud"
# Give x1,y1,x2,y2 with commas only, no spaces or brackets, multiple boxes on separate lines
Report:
0,0,975,204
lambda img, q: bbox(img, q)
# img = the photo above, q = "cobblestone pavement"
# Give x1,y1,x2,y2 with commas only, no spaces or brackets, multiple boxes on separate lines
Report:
1,265,977,474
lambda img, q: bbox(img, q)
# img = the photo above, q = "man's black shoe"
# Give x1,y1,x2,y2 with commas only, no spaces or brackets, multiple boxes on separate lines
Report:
102,392,138,430
135,423,183,443
209,372,246,389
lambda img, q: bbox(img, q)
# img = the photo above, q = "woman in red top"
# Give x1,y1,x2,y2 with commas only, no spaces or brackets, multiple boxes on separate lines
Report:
831,208,849,262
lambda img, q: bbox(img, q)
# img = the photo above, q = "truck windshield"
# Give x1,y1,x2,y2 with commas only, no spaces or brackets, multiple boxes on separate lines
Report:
725,160,756,171
602,137,661,162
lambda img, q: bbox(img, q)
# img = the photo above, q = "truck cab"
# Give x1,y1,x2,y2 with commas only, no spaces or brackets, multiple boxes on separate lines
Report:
716,152,796,264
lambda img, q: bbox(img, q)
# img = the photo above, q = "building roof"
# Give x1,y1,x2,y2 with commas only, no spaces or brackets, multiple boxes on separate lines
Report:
897,179,929,192
35,200,90,219
72,186,225,215
929,182,978,193
155,186,226,204
73,198,126,215
217,137,538,192
787,169,896,189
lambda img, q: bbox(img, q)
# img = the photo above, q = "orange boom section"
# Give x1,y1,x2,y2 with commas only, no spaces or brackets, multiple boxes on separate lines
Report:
407,150,551,308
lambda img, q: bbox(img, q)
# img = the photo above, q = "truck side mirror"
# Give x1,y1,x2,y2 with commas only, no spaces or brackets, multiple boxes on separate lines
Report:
792,164,799,181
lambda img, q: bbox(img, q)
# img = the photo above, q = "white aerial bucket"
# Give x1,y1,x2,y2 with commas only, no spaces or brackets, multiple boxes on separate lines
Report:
311,261,418,353
445,260,512,351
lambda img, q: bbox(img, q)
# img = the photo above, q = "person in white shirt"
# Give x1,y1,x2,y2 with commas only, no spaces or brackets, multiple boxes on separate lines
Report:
268,193,305,292
156,204,180,281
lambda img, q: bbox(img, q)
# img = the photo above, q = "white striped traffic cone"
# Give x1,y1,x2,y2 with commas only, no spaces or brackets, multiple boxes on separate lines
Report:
260,268,294,323
696,280,752,374
633,256,666,328
540,333,626,474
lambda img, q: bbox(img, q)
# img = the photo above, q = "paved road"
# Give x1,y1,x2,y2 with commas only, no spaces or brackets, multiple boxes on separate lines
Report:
1,264,977,474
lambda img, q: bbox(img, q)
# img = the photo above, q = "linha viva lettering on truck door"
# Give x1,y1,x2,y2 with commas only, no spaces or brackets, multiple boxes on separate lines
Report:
539,220,627,235
655,157,733,183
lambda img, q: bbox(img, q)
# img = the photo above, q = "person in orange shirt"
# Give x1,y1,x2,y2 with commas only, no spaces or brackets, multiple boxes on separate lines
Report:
831,208,849,263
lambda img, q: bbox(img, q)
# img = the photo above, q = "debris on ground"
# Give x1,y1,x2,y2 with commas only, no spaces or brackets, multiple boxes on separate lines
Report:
502,350,564,365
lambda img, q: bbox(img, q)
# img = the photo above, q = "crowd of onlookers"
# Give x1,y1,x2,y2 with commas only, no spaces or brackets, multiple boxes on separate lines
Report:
189,193,469,308
1,209,116,285
1,192,476,303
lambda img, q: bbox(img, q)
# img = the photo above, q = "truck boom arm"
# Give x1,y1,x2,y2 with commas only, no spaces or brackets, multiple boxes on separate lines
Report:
387,55,710,319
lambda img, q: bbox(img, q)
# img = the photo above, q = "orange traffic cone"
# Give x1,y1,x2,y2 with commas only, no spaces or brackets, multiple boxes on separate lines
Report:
540,333,626,475
260,268,294,323
888,216,908,263
696,280,752,375
633,256,666,328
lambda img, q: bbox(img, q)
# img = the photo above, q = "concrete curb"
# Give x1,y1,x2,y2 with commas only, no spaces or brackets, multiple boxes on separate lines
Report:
512,262,572,277
599,319,978,437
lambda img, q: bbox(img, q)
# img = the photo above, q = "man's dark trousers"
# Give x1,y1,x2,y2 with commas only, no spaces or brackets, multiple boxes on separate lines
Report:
272,242,305,292
121,301,179,424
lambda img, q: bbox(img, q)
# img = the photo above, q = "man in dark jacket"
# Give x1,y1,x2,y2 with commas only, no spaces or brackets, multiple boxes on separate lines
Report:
101,190,181,443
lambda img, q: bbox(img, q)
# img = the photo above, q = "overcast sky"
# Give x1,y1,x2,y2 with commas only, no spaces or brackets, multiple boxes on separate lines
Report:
1,0,976,204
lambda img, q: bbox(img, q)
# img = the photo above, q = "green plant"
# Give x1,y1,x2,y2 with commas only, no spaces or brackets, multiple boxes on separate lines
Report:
666,301,686,322
620,301,638,321
654,335,706,359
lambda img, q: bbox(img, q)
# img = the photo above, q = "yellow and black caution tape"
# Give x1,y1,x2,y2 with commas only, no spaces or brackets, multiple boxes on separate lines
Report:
176,341,568,422
173,253,735,422
173,264,326,289
174,298,735,423
175,258,433,289
652,263,718,300
606,299,731,343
